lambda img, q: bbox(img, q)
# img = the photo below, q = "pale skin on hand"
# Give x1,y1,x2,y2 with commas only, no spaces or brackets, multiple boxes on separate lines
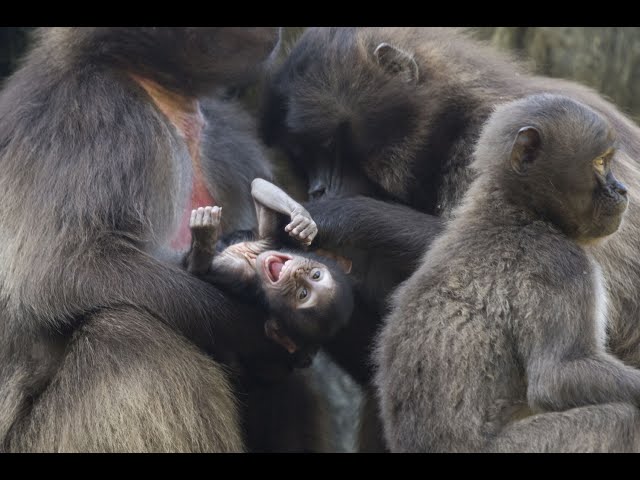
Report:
190,205,222,229
185,206,223,275
190,206,222,253
187,202,317,250
284,208,318,246
250,178,318,246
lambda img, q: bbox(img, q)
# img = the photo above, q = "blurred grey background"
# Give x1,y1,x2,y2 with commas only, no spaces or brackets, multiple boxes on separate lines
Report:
472,27,640,123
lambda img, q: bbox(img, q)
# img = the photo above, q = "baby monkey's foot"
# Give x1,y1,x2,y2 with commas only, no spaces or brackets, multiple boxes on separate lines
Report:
190,206,222,247
190,206,222,229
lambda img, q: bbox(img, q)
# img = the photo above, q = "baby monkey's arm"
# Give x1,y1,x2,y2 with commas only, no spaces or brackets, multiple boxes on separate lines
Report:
251,178,318,246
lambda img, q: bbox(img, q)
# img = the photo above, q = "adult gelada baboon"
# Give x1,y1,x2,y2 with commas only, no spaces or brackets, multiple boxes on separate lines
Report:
376,94,640,452
0,27,286,452
261,27,640,386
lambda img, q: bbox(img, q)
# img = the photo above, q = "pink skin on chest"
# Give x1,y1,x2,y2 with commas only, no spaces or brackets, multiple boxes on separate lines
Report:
132,74,216,251
170,171,216,250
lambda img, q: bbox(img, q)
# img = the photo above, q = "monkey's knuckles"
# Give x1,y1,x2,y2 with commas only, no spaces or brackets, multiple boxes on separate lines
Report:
291,220,315,241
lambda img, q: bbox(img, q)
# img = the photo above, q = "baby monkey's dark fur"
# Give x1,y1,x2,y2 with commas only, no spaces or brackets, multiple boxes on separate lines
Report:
185,179,353,366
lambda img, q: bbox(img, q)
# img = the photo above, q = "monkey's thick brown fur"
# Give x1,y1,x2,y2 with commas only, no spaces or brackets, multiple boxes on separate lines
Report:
263,26,640,383
376,94,640,452
0,27,281,452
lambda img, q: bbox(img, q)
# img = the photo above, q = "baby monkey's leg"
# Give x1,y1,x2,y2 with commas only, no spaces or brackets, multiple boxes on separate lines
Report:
251,178,318,246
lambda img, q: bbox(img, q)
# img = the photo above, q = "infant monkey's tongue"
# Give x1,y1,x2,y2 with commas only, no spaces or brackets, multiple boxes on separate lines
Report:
269,259,284,281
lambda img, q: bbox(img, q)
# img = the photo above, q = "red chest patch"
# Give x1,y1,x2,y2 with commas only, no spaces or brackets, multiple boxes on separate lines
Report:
132,74,216,251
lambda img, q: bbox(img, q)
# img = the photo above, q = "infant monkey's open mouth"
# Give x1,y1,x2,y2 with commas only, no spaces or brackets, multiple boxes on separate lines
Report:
263,254,293,283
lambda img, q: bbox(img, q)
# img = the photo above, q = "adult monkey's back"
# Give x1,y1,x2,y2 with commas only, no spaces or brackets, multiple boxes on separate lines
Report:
0,27,280,452
262,27,640,369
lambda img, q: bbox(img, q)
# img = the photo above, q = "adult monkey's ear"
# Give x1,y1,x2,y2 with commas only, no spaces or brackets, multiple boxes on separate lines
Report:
510,126,541,175
264,318,298,354
374,42,419,84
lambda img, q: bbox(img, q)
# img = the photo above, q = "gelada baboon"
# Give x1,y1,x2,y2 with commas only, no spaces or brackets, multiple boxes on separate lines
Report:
200,99,336,453
375,94,640,453
186,179,353,365
262,27,461,449
261,27,640,448
186,180,358,452
201,89,339,453
0,27,286,452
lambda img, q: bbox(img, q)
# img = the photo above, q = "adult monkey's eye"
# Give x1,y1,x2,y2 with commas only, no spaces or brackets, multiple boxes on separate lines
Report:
298,287,308,301
594,148,614,176
311,269,322,281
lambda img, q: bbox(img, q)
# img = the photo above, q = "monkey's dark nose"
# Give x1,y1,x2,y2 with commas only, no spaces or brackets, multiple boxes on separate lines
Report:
613,180,628,196
308,184,327,200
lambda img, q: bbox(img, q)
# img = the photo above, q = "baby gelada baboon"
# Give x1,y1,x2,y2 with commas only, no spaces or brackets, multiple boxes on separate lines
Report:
375,94,640,452
185,179,354,365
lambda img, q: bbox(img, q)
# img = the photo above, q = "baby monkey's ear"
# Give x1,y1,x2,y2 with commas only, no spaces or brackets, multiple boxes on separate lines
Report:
265,318,299,354
335,255,353,274
314,249,353,274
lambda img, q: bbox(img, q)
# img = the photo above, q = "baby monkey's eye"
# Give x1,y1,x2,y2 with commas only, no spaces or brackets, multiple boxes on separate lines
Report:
298,287,308,301
311,269,322,281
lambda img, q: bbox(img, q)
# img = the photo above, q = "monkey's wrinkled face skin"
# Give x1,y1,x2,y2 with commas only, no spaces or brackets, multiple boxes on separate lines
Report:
583,149,629,239
261,28,421,202
546,146,629,242
517,144,628,243
257,250,353,349
257,251,337,310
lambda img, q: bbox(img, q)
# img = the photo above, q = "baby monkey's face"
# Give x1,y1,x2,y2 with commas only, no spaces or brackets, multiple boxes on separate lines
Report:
256,251,337,309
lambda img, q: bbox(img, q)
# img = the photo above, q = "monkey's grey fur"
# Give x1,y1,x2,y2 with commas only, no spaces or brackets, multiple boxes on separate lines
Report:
0,27,283,452
374,94,640,453
199,97,273,233
263,30,640,446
